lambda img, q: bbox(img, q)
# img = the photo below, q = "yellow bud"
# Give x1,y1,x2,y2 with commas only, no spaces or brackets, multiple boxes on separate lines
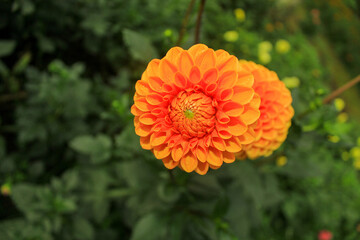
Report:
258,52,271,64
336,112,348,123
163,29,173,37
276,156,287,167
316,88,325,95
353,158,360,170
328,135,340,143
282,76,300,89
234,8,246,22
350,147,360,158
223,31,239,42
275,39,291,54
258,41,272,52
334,98,345,111
1,183,11,196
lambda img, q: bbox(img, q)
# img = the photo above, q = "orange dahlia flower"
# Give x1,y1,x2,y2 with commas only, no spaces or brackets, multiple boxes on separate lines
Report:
131,44,261,174
237,61,294,159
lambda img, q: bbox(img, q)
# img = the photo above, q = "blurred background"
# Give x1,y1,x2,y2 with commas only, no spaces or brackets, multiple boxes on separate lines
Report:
1,0,360,239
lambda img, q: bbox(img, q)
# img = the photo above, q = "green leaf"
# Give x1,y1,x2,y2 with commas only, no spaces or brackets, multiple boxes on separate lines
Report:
62,169,79,191
130,213,166,240
0,40,16,57
72,217,94,240
115,124,141,152
70,134,112,164
0,60,9,78
81,14,109,37
13,52,31,74
0,219,53,240
123,29,158,63
230,161,264,208
70,135,96,154
11,183,39,214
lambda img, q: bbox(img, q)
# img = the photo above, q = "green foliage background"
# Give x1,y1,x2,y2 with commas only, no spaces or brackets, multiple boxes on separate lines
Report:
1,0,360,239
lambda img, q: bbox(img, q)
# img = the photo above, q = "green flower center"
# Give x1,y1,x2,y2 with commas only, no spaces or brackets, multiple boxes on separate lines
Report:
184,109,195,119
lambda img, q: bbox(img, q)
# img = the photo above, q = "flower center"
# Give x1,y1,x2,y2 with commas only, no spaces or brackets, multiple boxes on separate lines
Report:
169,91,216,138
184,109,195,119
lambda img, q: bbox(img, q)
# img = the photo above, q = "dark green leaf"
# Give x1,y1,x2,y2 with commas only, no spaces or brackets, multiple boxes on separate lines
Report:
123,29,158,63
0,40,16,57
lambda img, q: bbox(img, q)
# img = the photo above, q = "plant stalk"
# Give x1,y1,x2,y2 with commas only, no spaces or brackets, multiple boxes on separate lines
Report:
194,0,206,44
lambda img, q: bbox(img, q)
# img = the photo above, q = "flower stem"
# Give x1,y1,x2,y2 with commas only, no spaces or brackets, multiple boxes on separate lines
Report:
0,91,27,103
194,0,206,44
322,74,360,104
168,169,176,183
176,0,196,46
297,74,360,121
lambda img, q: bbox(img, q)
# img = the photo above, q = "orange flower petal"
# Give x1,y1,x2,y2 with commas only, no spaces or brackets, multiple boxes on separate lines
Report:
139,113,157,125
217,88,233,101
216,125,232,139
146,59,160,77
150,131,167,146
171,144,184,162
159,59,177,84
188,44,208,57
237,131,256,145
217,56,238,73
205,83,217,95
212,135,226,151
209,164,221,170
237,71,254,88
135,80,151,96
232,86,254,105
146,93,164,106
216,110,230,124
148,76,163,92
153,144,171,159
134,98,153,112
131,105,144,116
202,68,218,85
178,51,194,77
140,136,152,150
223,151,235,163
218,71,237,89
196,145,207,163
225,137,242,153
195,49,216,73
227,118,247,136
189,66,201,84
162,156,179,169
174,72,188,89
135,123,152,137
207,147,223,166
240,106,260,125
195,161,209,175
222,102,244,117
165,47,183,62
180,151,198,172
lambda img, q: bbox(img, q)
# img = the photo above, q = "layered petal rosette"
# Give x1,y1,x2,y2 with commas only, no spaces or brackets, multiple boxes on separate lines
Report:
131,44,260,174
237,60,294,159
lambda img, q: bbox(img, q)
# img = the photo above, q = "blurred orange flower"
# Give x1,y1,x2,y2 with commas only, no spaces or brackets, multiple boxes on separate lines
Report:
131,44,260,174
237,61,294,159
